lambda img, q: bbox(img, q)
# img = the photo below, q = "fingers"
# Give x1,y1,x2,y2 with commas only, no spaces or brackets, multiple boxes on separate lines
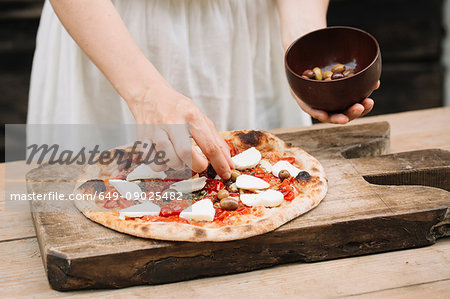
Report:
328,114,349,124
308,108,329,123
190,116,231,180
290,83,378,124
361,98,374,117
191,144,209,173
151,126,184,171
205,118,234,169
344,103,365,121
166,125,209,173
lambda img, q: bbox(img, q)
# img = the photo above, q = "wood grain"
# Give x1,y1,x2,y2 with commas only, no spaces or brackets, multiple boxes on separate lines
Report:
27,121,450,290
0,238,449,298
0,161,36,241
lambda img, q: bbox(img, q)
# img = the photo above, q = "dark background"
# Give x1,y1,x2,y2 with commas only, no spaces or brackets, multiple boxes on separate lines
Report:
0,0,446,161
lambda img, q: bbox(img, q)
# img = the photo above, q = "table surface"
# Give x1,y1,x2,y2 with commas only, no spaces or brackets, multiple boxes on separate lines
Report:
1,107,449,298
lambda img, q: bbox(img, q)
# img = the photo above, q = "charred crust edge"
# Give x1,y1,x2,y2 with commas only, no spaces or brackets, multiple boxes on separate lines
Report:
78,179,106,193
235,130,266,147
295,171,311,183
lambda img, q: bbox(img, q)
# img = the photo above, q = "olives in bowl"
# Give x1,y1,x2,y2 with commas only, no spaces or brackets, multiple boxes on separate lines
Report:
285,26,381,112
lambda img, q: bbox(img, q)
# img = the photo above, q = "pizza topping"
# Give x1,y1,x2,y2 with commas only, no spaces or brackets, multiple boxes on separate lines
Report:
295,170,312,182
230,169,241,181
170,176,207,193
126,164,167,181
179,198,215,222
225,139,238,156
258,159,272,173
119,202,161,219
236,174,270,190
217,189,230,200
278,169,291,181
280,156,296,164
203,178,225,193
277,177,296,201
257,189,284,207
219,197,239,211
240,189,284,207
109,179,142,200
231,147,262,170
272,160,301,178
159,200,191,217
239,193,259,206
227,182,239,193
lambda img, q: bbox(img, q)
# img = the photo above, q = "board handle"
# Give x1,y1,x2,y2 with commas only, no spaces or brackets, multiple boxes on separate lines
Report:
349,149,450,191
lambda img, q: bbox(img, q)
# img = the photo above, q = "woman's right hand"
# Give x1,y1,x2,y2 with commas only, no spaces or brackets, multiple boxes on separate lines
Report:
127,84,233,180
48,0,232,178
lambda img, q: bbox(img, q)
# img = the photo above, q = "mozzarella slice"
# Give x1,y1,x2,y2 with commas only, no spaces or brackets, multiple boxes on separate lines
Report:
236,174,270,190
179,198,215,222
126,164,167,181
240,193,260,206
231,147,262,170
272,160,301,178
257,189,284,207
258,159,272,173
119,202,161,220
109,179,142,200
240,189,284,207
170,176,207,193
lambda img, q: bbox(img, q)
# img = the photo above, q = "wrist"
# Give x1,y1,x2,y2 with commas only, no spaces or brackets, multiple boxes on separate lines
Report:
113,59,171,105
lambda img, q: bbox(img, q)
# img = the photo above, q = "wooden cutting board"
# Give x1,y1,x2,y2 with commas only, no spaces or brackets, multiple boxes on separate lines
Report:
27,122,450,291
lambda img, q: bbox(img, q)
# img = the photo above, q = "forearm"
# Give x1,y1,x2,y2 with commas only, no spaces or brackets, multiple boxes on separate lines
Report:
277,0,329,51
49,0,168,102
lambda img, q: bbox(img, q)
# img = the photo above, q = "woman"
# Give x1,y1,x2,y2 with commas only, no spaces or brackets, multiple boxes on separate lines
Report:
28,0,374,179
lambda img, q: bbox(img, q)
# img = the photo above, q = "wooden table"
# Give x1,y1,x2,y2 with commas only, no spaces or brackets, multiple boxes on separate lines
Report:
1,107,449,298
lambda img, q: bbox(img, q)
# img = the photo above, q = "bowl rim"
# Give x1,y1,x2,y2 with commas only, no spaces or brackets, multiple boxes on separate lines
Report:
285,26,381,83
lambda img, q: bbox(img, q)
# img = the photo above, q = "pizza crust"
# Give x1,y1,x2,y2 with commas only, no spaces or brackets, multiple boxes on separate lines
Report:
74,130,327,242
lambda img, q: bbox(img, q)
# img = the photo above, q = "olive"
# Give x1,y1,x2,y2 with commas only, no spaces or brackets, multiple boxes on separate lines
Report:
228,182,239,193
217,189,229,200
331,72,344,80
325,77,332,81
302,69,315,79
331,64,346,73
343,69,355,77
220,197,239,211
323,71,333,80
313,67,323,80
230,170,241,181
279,169,291,181
301,75,310,80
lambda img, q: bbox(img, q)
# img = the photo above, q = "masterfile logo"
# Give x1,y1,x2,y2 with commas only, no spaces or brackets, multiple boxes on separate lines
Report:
26,141,169,166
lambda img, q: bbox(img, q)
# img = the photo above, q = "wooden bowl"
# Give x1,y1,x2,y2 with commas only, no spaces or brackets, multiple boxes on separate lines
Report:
285,26,381,112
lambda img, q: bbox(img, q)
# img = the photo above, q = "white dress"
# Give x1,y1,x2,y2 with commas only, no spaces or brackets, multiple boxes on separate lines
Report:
27,0,311,131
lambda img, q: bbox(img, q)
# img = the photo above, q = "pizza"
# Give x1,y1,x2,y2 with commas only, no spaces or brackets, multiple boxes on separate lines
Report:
74,130,327,242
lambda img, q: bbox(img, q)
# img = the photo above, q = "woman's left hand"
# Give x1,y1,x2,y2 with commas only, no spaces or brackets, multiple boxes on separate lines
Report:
292,81,380,124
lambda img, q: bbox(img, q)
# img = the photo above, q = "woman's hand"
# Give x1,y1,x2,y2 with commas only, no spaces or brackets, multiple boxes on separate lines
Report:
128,85,233,179
277,0,379,124
49,0,233,179
291,81,380,124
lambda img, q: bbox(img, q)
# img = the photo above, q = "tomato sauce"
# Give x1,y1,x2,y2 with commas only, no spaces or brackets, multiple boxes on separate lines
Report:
101,146,302,225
